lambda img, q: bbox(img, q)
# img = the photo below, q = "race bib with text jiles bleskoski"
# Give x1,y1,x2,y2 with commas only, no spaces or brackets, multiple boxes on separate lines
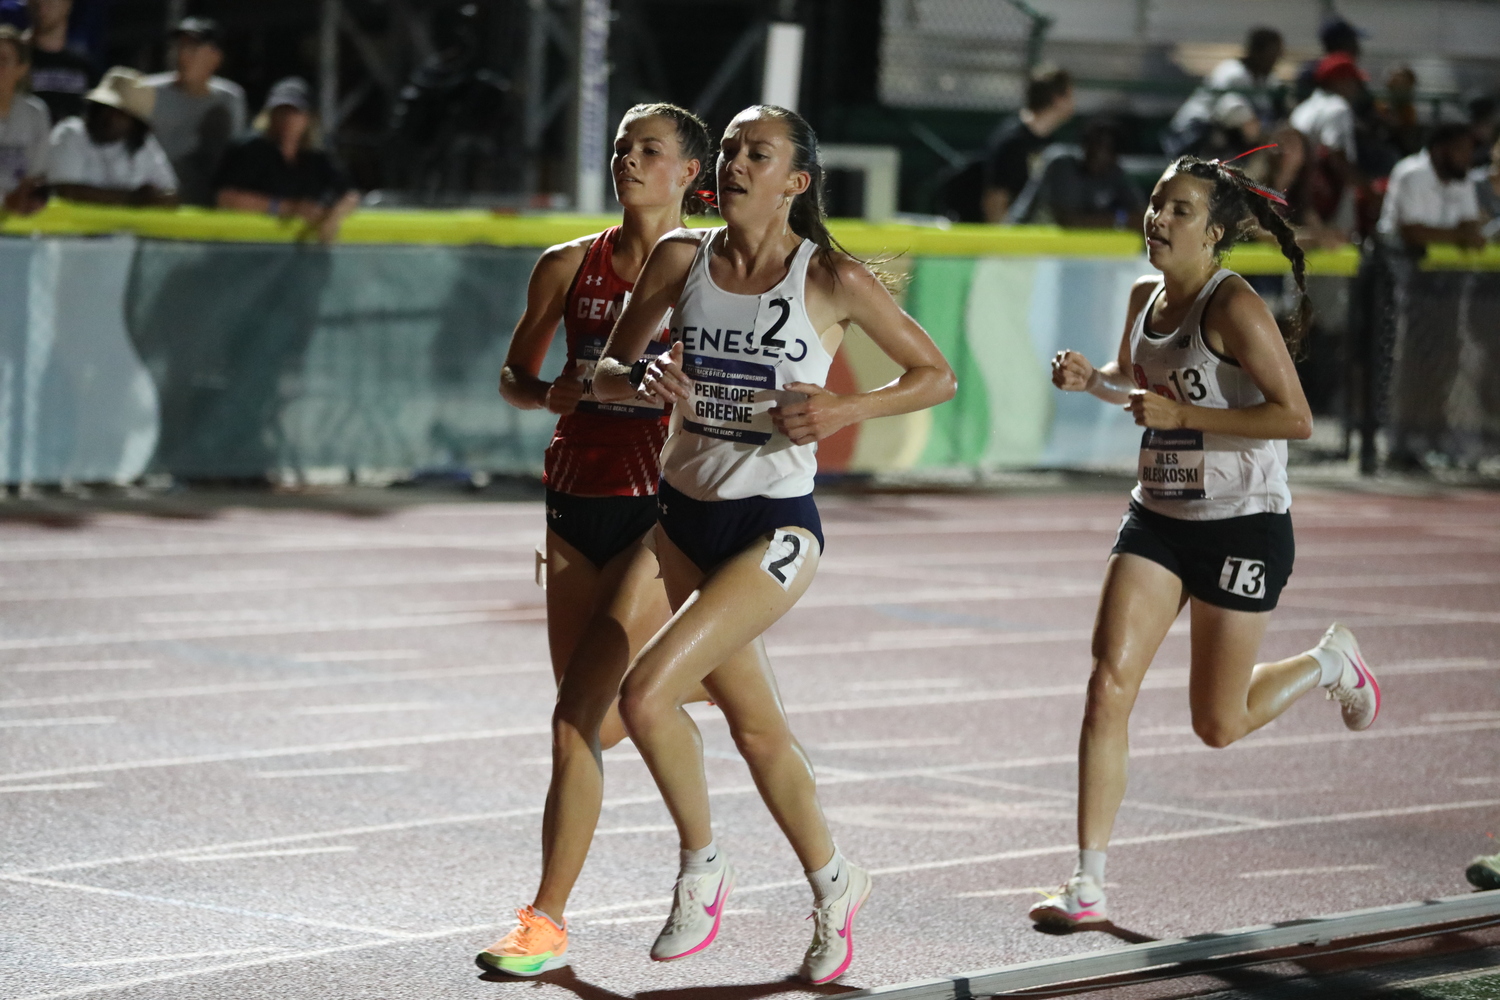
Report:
1139,428,1209,501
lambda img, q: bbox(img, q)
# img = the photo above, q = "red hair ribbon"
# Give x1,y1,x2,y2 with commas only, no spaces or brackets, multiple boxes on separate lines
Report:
1210,144,1289,206
695,188,719,209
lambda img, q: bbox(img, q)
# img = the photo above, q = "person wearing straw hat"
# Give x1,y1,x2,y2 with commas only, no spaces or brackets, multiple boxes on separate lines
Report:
47,65,177,206
0,23,50,214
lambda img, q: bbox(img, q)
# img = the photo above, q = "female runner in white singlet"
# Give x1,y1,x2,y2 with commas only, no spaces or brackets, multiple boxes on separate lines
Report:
591,105,956,983
479,105,712,978
1031,156,1381,929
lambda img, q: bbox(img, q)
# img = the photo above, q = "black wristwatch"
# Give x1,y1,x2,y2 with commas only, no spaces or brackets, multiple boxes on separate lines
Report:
628,358,650,388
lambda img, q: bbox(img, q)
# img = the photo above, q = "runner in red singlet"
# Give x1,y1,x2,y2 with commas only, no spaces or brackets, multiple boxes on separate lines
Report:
478,104,713,977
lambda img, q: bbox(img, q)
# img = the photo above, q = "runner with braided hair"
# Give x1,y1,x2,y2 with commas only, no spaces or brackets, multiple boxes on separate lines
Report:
1030,154,1381,929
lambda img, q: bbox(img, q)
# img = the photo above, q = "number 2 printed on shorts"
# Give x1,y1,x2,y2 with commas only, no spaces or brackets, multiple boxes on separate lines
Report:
1219,555,1266,598
761,530,809,590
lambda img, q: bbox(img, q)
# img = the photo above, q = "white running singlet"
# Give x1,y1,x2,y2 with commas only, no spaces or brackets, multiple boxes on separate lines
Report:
660,229,834,501
1128,268,1292,520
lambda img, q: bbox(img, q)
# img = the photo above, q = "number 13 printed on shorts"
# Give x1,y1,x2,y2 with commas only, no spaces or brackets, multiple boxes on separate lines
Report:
1220,556,1266,598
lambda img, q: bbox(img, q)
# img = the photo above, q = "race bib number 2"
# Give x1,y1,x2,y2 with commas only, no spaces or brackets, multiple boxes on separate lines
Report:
760,530,810,590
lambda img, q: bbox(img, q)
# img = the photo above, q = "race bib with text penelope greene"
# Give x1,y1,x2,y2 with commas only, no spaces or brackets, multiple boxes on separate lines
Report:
573,337,669,418
1139,428,1208,501
682,354,780,446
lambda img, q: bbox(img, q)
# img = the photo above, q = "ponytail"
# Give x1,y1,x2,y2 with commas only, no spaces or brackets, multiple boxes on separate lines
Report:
1171,155,1312,358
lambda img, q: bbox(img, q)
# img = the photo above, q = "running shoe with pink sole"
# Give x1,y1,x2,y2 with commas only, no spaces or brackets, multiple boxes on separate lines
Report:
650,859,735,961
800,861,872,984
1317,623,1380,730
1028,874,1107,928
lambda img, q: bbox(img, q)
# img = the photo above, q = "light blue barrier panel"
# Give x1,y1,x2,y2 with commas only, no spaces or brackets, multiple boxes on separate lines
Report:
0,236,159,485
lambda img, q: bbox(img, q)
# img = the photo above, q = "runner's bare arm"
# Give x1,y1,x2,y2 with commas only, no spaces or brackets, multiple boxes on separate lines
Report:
500,239,590,413
1052,276,1154,403
594,232,700,403
1126,277,1312,440
771,258,956,446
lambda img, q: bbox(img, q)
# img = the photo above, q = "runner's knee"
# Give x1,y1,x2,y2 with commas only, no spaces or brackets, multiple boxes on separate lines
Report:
1084,657,1137,720
1190,712,1244,749
727,716,793,767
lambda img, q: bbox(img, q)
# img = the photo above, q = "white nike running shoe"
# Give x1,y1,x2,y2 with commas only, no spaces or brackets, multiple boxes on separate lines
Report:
1317,623,1380,731
649,858,735,962
1028,874,1107,928
800,861,872,984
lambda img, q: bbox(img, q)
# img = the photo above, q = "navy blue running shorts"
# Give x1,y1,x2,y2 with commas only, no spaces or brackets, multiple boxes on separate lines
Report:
545,489,659,569
656,480,824,574
1111,500,1295,612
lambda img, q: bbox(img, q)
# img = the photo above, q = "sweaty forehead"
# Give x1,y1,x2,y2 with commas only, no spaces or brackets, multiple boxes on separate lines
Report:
618,116,673,142
724,116,788,146
1155,171,1211,205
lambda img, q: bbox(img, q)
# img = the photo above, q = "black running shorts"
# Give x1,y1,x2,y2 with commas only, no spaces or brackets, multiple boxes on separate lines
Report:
1111,500,1295,612
545,489,659,569
656,480,824,574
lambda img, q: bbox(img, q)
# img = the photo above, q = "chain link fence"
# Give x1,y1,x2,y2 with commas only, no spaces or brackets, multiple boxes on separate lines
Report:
880,0,1051,111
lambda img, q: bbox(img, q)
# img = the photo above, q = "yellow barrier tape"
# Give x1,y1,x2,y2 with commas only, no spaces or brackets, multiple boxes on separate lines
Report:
3,199,1479,276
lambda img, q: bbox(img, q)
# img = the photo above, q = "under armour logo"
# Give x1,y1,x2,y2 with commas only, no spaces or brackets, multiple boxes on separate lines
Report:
584,275,603,286
546,506,560,520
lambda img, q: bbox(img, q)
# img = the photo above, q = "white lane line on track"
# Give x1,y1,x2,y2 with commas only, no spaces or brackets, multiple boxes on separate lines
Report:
1279,594,1500,625
0,661,548,710
1239,864,1385,878
0,716,116,728
176,846,357,863
1455,776,1500,785
0,533,544,564
0,782,102,794
956,882,1118,899
253,766,411,778
847,678,964,691
3,659,1497,785
9,719,1500,880
1193,786,1335,799
0,568,533,603
18,796,1500,1000
927,771,1274,828
593,825,676,836
1426,710,1500,723
4,661,154,674
0,609,545,653
289,702,446,716
66,948,286,968
1,874,415,938
289,650,421,663
813,737,964,750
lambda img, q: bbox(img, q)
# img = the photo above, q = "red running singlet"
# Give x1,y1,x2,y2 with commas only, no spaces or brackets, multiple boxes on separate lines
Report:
542,227,672,497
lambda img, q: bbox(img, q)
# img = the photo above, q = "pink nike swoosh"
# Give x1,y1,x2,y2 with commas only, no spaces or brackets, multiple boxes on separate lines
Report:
702,876,728,918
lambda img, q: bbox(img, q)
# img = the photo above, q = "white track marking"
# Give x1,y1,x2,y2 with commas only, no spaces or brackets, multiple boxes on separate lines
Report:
1239,864,1385,878
8,799,1500,1000
4,661,154,673
813,737,964,750
10,720,1500,881
592,825,676,836
66,948,285,968
253,766,411,778
0,724,552,786
0,716,115,728
956,882,1118,899
0,567,531,603
0,608,542,653
1135,725,1197,736
847,678,964,691
0,661,547,710
289,702,446,716
1425,710,1500,722
0,532,543,564
1279,594,1500,625
584,908,762,926
1194,786,1335,799
2,874,415,938
176,846,357,862
1455,776,1500,785
929,771,1273,828
0,782,102,793
289,650,421,663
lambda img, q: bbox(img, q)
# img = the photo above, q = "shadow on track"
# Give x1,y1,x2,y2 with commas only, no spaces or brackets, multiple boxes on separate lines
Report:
477,964,857,998
1030,919,1158,945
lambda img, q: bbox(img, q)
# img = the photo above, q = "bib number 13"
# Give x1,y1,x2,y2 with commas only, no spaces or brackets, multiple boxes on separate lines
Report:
1219,556,1266,598
1168,367,1207,402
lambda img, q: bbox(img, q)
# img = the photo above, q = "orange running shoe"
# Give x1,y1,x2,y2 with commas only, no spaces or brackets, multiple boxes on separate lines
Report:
477,905,568,976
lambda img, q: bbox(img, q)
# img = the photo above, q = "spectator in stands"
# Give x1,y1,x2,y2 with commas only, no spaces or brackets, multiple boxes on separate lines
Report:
980,67,1074,224
1290,52,1366,232
0,23,48,213
215,77,357,244
1008,118,1143,229
1163,27,1301,196
1469,95,1497,169
1377,123,1484,253
1472,134,1500,241
1294,15,1362,104
145,17,245,207
48,66,177,206
25,0,94,125
1374,66,1423,160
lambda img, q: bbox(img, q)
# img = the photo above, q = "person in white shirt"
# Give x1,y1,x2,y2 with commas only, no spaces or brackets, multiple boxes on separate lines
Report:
144,17,245,206
1290,51,1365,229
1378,123,1484,252
48,65,177,206
0,24,49,213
